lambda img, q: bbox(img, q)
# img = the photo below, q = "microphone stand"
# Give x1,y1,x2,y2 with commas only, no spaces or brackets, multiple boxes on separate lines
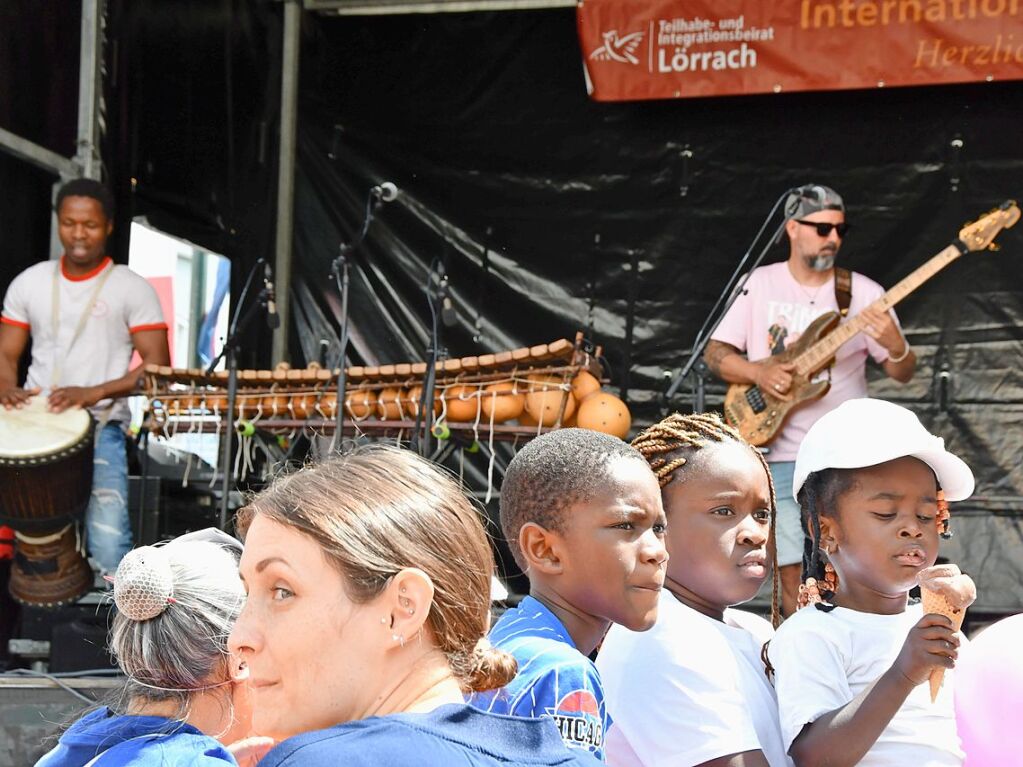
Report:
410,263,446,457
206,257,273,530
330,191,384,453
664,190,801,414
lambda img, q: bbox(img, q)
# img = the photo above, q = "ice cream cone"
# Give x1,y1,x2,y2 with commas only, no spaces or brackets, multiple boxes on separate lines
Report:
920,587,966,702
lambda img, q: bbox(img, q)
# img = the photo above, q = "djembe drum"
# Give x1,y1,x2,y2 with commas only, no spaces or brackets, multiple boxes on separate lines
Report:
0,398,95,607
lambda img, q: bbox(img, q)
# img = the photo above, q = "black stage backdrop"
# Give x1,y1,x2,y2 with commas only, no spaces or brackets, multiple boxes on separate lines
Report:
2,4,1021,610
288,10,1023,609
0,1,79,286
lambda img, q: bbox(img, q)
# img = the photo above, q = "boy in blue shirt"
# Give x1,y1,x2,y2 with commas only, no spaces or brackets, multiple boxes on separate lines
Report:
470,428,668,761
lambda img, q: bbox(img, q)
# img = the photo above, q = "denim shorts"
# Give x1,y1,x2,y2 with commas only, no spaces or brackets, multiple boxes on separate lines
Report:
769,461,806,568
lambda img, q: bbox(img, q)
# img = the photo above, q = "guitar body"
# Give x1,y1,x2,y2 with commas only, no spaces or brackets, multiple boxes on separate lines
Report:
723,311,840,446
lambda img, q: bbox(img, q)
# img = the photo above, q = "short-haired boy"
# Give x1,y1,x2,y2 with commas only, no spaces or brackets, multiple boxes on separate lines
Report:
469,428,668,762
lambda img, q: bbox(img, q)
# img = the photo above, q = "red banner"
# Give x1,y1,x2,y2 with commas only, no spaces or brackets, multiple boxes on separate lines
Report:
578,0,1023,101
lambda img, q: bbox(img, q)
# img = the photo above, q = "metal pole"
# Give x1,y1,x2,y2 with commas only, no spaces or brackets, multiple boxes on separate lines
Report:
330,254,350,453
219,344,240,531
1,0,102,262
75,0,103,180
272,0,302,365
0,127,79,178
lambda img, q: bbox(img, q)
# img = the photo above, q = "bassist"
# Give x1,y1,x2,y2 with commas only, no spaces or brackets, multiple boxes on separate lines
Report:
704,186,916,617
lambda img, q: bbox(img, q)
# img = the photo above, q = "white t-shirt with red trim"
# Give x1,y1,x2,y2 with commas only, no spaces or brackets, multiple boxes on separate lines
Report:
1,257,167,424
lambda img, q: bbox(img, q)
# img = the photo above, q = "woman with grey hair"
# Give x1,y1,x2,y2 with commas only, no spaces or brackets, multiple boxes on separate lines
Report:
36,529,253,766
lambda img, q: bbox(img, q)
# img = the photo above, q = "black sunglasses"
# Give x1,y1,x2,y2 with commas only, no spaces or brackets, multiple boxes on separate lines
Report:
794,219,850,238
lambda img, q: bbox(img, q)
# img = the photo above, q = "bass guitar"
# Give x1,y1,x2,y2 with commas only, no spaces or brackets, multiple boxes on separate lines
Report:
724,200,1020,446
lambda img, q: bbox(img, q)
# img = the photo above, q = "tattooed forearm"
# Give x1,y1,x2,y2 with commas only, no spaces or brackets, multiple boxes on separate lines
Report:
704,340,740,377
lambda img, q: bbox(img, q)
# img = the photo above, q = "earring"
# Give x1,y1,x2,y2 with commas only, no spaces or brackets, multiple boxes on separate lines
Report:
408,608,415,616
392,633,405,647
936,490,951,538
380,617,387,625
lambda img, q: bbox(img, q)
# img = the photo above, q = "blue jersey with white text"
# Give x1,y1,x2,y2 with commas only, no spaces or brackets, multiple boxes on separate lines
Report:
257,703,601,767
468,596,609,761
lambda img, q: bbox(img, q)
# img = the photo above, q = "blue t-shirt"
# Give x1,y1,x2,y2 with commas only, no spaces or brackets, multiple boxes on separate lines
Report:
468,596,609,761
257,702,601,766
34,707,234,766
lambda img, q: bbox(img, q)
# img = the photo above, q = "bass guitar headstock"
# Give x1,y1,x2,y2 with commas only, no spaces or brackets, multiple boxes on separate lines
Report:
958,200,1020,252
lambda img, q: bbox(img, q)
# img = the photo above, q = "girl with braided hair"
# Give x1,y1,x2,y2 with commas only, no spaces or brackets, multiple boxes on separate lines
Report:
767,399,975,766
597,412,790,767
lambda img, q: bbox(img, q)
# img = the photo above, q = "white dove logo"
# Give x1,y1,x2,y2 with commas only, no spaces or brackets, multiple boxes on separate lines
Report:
589,30,645,65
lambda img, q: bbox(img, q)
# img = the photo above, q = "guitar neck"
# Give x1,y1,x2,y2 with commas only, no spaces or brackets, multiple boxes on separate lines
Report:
794,243,962,375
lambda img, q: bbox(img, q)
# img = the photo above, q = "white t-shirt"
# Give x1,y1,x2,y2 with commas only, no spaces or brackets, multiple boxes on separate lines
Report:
711,261,896,462
597,590,792,767
1,257,166,424
768,602,964,766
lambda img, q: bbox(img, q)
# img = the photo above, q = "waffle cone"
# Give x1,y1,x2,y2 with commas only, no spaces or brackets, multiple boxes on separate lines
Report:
920,587,966,702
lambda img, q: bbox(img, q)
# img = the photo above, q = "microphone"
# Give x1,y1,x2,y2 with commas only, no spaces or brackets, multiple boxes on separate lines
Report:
370,182,399,202
264,263,280,329
439,274,456,327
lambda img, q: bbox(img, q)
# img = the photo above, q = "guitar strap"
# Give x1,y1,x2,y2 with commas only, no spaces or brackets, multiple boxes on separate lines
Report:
834,267,852,317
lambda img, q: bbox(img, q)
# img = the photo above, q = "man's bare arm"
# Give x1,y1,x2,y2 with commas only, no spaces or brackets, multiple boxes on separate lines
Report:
705,339,740,378
0,323,38,408
705,339,796,400
881,348,916,384
705,340,766,384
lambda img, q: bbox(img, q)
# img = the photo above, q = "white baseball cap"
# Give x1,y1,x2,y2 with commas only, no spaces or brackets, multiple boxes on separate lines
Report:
792,398,975,502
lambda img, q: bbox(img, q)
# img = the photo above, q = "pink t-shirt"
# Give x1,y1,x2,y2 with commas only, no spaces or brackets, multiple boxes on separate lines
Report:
712,261,896,462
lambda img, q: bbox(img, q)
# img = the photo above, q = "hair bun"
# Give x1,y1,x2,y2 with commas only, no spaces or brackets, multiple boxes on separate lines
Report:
113,545,174,621
466,638,517,693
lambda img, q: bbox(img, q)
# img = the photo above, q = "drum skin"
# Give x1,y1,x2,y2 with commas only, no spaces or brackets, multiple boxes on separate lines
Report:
0,400,96,608
0,402,95,531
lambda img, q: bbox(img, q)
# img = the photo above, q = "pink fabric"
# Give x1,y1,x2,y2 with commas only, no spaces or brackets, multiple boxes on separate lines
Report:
712,261,896,462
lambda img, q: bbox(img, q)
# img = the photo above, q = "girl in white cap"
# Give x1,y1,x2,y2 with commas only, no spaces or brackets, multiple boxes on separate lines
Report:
35,529,255,766
767,398,975,767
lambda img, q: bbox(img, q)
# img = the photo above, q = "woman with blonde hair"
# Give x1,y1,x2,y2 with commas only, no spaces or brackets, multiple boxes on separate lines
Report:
228,444,602,766
36,529,252,766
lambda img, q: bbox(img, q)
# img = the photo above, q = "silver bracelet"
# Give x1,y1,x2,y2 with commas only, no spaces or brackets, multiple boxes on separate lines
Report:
888,341,912,364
